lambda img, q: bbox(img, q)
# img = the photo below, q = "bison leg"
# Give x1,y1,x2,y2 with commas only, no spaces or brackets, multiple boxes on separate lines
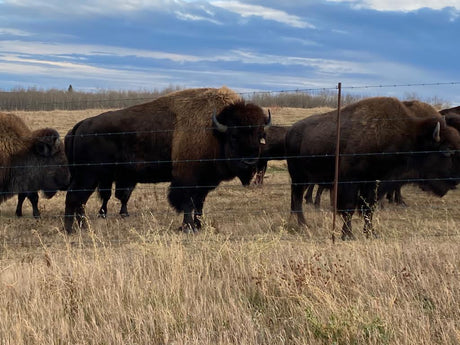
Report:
16,192,40,218
115,183,135,218
340,211,356,240
191,189,209,229
15,193,27,217
314,185,325,208
386,190,394,203
28,192,40,218
393,187,406,206
65,179,97,233
291,182,307,225
304,184,314,204
98,183,112,218
338,184,359,240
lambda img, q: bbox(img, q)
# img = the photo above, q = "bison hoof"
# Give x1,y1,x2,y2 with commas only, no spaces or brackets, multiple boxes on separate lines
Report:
120,212,130,218
341,232,356,241
179,224,197,234
365,230,380,239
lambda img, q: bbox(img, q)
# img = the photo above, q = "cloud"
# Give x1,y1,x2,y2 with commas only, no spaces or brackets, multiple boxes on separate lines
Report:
2,0,179,16
0,27,33,36
175,10,221,24
326,0,460,12
0,40,202,63
210,1,314,28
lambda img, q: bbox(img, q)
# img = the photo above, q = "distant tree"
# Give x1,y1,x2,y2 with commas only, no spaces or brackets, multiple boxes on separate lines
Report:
68,84,73,93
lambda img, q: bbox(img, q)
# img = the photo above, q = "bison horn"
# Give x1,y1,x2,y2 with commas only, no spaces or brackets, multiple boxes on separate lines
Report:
264,109,272,130
212,109,228,133
433,121,441,142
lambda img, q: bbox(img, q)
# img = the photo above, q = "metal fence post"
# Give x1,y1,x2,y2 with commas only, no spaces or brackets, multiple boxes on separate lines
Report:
332,82,342,243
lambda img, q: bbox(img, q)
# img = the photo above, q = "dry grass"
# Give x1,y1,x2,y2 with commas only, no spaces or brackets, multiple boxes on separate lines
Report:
0,107,459,344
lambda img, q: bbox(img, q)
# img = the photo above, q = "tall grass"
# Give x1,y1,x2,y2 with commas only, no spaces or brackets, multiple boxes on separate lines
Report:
0,228,458,344
0,107,458,344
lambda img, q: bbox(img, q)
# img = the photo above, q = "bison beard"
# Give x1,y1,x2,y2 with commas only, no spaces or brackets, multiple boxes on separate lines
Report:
286,97,460,240
64,87,270,233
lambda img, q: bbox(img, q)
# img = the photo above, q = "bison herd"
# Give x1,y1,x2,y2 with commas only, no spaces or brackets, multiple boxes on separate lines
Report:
1,87,460,240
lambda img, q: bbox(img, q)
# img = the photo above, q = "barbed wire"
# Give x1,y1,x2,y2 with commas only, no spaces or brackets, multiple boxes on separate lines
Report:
1,148,459,171
1,174,460,197
2,81,459,105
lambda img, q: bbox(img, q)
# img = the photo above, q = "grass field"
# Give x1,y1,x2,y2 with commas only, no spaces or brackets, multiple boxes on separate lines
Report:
0,107,458,344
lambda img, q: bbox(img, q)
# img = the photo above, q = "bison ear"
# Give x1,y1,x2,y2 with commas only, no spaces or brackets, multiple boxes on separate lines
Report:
34,129,61,157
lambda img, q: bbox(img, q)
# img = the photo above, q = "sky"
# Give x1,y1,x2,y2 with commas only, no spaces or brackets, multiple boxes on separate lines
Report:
0,0,459,104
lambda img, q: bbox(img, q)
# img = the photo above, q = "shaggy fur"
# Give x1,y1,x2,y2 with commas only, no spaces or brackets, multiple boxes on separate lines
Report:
0,112,70,213
64,87,269,232
286,97,460,239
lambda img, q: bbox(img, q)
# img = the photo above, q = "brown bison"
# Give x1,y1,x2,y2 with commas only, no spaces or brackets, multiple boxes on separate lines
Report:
64,87,271,233
304,102,460,209
440,105,460,116
252,125,288,185
286,97,460,240
0,112,70,217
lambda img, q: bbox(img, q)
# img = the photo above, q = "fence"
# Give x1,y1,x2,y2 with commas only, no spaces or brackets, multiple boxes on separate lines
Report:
1,81,460,241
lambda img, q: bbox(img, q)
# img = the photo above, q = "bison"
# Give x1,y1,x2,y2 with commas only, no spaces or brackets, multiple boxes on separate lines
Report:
0,112,70,217
303,102,460,209
64,87,271,233
252,125,288,185
286,97,460,240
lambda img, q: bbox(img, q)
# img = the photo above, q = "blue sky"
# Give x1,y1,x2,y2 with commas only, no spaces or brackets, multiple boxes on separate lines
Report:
1,0,459,104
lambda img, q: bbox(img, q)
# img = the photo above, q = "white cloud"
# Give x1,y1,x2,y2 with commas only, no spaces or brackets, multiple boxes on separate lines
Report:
0,40,202,63
210,1,315,28
175,11,221,24
0,28,32,36
2,0,179,15
326,0,460,12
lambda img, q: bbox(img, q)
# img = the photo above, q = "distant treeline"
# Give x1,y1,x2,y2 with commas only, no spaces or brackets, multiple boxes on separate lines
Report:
0,86,183,111
0,86,450,111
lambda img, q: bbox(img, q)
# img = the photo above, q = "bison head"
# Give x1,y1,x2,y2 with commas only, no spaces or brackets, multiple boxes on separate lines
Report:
213,101,271,185
413,117,460,197
31,128,71,197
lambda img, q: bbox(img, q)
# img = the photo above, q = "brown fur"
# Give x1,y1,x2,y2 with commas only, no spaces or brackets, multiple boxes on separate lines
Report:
0,113,34,188
440,105,460,116
168,87,241,181
301,97,443,156
0,112,70,205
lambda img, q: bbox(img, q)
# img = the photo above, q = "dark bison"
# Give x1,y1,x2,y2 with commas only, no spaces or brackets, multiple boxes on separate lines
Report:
286,97,460,240
0,112,70,217
440,105,460,116
304,102,460,209
252,125,288,185
64,87,271,233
